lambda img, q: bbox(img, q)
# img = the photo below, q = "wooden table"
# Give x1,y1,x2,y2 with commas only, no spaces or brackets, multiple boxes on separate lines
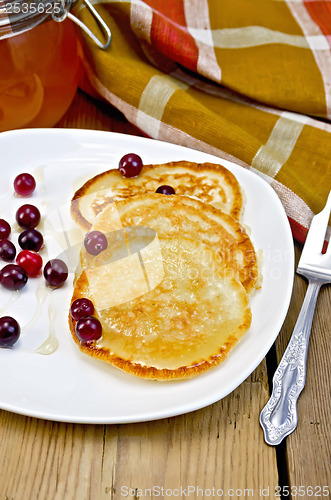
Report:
0,90,330,500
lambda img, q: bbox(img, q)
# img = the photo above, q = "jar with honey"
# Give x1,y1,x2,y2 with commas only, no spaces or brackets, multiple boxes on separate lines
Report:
0,0,111,131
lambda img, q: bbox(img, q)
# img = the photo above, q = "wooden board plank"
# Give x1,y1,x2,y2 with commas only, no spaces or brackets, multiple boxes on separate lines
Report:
56,90,144,137
101,364,279,499
0,361,279,499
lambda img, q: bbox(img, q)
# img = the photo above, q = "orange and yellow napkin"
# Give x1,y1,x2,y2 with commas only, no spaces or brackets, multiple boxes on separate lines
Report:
77,0,331,243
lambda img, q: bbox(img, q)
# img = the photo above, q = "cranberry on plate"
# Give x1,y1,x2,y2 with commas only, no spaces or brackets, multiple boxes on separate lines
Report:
16,250,43,277
0,316,21,348
155,185,175,195
43,259,68,288
14,173,36,197
0,264,28,291
18,228,44,252
70,298,94,321
118,153,143,178
0,219,11,240
0,239,16,262
75,315,102,343
16,204,41,229
84,231,108,256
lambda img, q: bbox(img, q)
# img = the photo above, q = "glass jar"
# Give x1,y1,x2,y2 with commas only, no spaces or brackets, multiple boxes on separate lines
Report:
0,0,111,132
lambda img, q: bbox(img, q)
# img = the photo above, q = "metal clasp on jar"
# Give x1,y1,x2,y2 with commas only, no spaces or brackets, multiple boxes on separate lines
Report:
52,0,111,49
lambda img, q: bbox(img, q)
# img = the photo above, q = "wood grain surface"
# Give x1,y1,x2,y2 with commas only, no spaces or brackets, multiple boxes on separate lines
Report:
0,90,329,500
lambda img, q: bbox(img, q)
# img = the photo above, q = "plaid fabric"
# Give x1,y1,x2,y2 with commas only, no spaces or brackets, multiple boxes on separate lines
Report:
76,0,331,243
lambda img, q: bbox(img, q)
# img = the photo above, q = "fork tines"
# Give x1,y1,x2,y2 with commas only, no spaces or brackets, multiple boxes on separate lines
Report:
298,191,331,280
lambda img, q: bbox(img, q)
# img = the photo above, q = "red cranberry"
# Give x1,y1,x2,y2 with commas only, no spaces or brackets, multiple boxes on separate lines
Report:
0,239,16,262
16,250,43,277
70,298,94,321
0,264,28,291
84,231,108,256
14,173,36,197
16,204,41,229
43,259,68,288
155,185,175,195
18,228,43,252
0,316,21,347
118,153,143,178
0,219,11,239
75,315,102,342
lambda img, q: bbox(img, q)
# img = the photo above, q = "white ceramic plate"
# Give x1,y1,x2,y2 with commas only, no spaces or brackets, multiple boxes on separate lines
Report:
0,129,294,423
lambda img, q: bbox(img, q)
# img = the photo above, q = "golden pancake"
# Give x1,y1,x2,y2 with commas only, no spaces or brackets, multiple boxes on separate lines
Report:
71,160,243,230
69,237,251,381
83,194,260,294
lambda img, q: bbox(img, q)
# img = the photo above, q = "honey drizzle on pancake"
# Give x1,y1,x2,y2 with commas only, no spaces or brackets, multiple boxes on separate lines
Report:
70,237,252,379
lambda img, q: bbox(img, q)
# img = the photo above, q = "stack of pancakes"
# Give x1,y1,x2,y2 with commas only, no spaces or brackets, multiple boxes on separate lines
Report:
69,161,261,380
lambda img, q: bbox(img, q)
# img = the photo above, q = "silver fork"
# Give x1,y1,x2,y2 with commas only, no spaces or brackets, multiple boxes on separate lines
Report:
260,191,331,446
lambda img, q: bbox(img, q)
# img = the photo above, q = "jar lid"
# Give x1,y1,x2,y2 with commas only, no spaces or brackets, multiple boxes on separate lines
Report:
0,0,111,48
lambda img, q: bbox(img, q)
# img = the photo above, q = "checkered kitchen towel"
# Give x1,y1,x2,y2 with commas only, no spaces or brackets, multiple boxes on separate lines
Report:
77,0,331,243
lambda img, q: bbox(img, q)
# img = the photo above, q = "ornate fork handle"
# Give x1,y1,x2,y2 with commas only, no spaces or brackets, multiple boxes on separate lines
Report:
260,280,321,445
